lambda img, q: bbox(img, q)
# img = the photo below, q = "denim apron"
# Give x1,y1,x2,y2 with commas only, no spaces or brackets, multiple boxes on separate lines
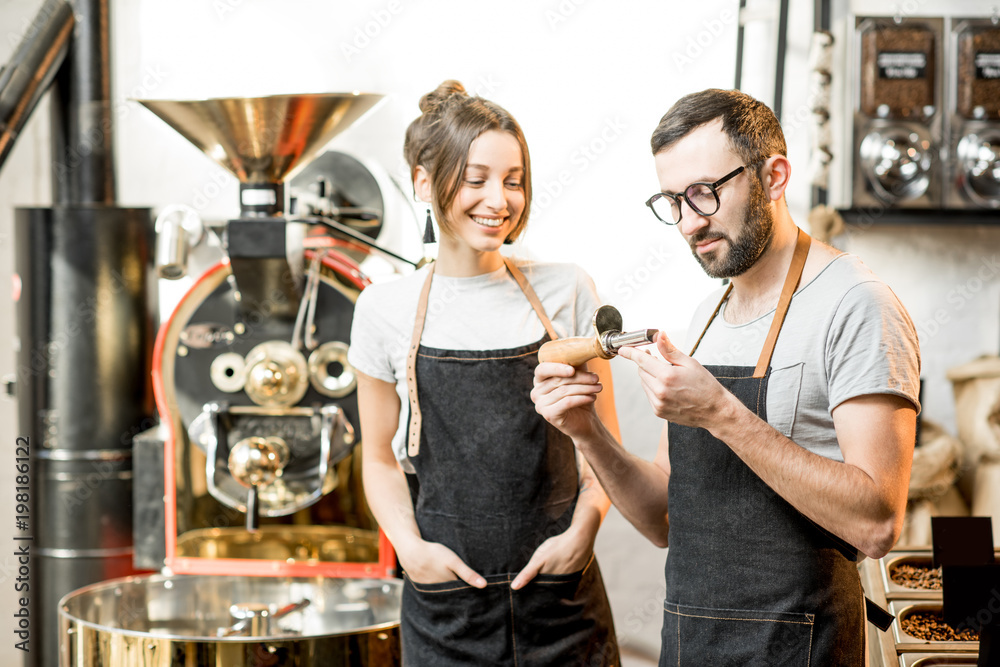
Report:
401,257,620,666
659,229,866,666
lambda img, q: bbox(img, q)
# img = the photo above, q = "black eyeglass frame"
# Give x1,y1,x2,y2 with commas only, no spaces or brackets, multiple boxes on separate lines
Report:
645,165,746,225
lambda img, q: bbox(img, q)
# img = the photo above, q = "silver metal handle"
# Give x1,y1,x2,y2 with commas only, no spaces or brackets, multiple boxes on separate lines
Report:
601,329,658,355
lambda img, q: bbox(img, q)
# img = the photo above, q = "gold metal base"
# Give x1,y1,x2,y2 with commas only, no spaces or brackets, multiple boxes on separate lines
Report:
175,525,380,563
60,574,401,666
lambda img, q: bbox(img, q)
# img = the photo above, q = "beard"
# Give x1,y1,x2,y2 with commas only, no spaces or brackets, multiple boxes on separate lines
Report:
688,174,774,279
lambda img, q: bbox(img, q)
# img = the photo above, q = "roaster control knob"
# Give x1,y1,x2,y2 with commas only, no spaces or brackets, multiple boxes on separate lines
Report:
243,341,309,407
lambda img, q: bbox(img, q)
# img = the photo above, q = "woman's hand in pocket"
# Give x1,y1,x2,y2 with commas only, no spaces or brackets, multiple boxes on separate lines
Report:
400,539,486,588
510,528,592,590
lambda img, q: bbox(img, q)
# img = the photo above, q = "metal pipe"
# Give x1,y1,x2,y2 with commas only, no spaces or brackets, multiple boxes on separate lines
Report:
734,0,747,89
6,2,156,665
16,206,154,667
50,0,116,204
773,0,790,121
812,0,831,208
0,0,74,173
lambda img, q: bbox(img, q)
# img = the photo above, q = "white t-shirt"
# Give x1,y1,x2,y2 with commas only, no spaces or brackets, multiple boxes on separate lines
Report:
348,260,601,471
685,253,921,462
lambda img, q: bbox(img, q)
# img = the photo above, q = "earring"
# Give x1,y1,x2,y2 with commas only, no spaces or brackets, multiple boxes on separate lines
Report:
423,208,436,244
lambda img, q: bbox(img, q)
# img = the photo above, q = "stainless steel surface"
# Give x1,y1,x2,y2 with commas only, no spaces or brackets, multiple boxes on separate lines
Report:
222,599,311,637
153,204,203,279
605,328,659,353
225,602,272,636
958,129,1000,206
59,574,402,666
859,124,935,202
132,427,166,570
136,93,384,184
289,150,386,243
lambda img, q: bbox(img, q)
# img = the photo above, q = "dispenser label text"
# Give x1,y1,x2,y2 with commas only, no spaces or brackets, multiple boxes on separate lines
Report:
877,52,927,79
976,52,1000,80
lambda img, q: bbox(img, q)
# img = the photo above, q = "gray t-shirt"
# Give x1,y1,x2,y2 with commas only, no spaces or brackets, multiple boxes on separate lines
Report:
685,253,921,462
348,260,601,470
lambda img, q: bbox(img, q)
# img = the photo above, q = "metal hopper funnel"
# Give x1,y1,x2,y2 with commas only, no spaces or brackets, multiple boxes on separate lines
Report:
137,92,383,216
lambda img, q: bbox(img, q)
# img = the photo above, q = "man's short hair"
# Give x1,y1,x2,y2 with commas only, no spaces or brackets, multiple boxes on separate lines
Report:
650,89,787,172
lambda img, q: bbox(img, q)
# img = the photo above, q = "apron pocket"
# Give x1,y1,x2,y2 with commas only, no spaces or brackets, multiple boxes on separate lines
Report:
402,574,511,664
662,601,815,667
514,562,619,666
765,362,803,437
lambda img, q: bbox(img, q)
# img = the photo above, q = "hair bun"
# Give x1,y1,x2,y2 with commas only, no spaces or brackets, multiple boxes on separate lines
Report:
418,80,468,113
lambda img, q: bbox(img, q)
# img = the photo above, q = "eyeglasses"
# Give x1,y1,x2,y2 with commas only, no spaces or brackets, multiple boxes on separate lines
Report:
645,166,746,225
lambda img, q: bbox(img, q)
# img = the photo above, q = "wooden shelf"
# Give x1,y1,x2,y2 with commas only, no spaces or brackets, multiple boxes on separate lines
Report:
838,208,1000,227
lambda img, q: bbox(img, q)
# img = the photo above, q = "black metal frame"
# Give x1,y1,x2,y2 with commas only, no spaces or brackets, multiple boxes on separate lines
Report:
645,166,746,225
733,0,826,208
733,0,791,122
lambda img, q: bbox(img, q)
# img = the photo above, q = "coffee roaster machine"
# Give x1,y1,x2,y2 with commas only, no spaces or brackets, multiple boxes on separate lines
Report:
4,3,421,660
53,93,421,665
814,0,1000,221
3,0,425,661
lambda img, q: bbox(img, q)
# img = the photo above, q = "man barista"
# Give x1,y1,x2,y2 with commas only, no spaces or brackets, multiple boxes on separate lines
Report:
531,88,921,665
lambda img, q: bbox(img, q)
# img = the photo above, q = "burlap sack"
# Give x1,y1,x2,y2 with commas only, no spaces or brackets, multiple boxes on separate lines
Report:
947,355,1000,466
946,355,1000,544
897,419,968,547
902,489,971,547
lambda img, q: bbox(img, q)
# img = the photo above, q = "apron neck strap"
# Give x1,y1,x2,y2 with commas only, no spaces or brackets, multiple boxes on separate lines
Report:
405,257,558,456
688,227,812,380
406,262,437,456
501,256,560,341
754,228,811,378
688,283,733,358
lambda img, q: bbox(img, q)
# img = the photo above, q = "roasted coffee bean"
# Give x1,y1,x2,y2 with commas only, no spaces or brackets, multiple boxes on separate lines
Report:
889,562,942,589
900,611,980,642
957,25,1000,120
860,21,936,119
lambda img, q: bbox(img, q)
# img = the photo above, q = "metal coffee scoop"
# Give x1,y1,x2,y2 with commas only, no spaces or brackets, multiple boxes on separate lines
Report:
538,305,657,366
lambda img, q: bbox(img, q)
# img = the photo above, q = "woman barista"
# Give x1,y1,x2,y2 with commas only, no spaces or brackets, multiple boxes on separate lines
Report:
348,80,621,665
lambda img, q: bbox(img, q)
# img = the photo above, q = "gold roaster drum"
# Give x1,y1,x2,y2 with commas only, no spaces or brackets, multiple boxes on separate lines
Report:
174,525,381,562
59,574,402,666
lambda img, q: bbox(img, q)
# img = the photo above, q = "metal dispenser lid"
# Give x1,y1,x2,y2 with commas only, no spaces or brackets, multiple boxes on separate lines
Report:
859,125,934,202
136,92,383,183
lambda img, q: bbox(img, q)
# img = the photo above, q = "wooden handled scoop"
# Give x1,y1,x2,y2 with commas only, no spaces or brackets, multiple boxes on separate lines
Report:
538,305,657,366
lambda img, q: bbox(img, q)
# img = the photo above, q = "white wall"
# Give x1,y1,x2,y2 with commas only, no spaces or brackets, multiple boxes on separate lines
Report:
1,0,997,664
